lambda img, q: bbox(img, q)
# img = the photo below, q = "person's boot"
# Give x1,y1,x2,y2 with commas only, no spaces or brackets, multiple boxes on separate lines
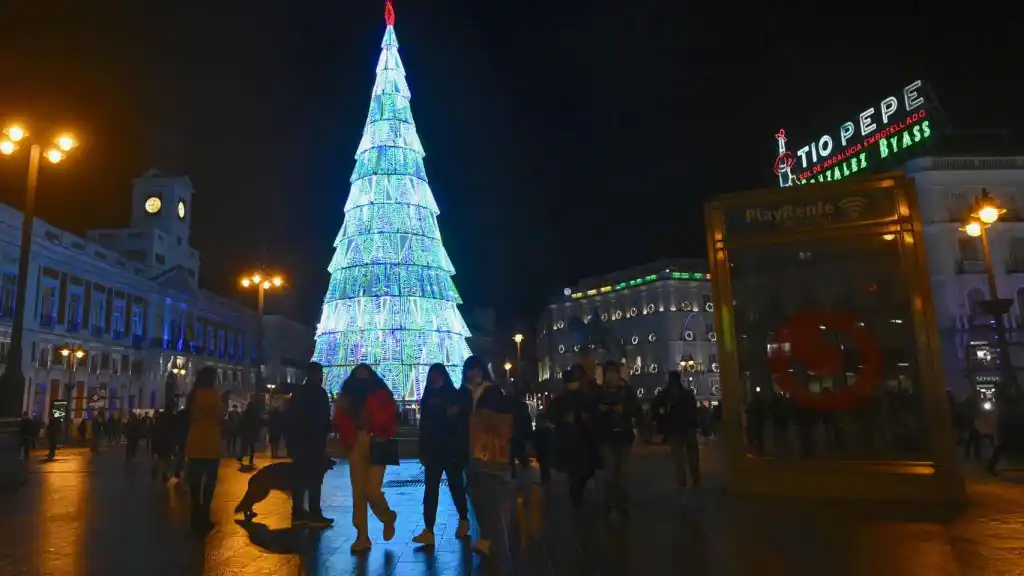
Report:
350,535,371,553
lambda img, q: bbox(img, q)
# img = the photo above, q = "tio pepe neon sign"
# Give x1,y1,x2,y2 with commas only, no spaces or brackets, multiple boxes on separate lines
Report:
775,80,932,187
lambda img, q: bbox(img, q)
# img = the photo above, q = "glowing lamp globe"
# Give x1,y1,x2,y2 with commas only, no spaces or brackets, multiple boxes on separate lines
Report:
977,205,1003,225
963,221,983,238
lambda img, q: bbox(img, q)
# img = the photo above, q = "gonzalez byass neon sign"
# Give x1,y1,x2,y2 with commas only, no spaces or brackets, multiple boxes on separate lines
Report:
775,80,932,187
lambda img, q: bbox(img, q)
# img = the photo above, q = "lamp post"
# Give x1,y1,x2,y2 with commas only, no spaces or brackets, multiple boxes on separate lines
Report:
960,188,1017,396
0,125,77,418
239,272,285,402
266,382,276,409
170,367,186,410
503,361,512,383
58,346,86,442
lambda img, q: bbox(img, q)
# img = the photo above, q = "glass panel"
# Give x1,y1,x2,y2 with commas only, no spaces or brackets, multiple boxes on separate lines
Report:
729,231,928,460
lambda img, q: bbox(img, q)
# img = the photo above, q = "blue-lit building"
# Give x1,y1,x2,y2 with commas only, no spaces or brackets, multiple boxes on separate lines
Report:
536,259,721,401
1,170,269,421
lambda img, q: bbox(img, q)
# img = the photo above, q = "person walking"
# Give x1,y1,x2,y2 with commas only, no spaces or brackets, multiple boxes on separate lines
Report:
184,367,225,530
334,363,399,552
463,355,514,558
594,360,639,519
550,365,598,508
411,364,471,546
124,413,142,462
662,371,700,487
267,407,284,459
225,406,241,456
286,362,335,529
18,412,34,461
237,402,261,468
45,415,62,461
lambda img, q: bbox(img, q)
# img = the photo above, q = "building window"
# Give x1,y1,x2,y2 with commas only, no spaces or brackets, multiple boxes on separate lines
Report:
91,294,106,329
67,292,83,327
112,301,125,333
958,237,983,262
155,253,166,265
130,305,144,336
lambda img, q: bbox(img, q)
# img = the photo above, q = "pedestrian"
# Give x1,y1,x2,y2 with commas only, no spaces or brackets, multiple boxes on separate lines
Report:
411,363,471,546
286,362,336,529
184,367,225,530
662,371,700,487
150,409,176,479
594,360,639,519
226,406,241,456
463,355,514,558
237,402,261,468
333,363,398,552
550,365,598,508
532,411,554,487
267,407,283,459
18,411,34,461
45,415,62,461
124,413,141,461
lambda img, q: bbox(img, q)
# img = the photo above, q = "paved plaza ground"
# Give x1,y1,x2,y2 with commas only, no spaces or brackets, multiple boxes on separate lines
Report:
3,440,1024,575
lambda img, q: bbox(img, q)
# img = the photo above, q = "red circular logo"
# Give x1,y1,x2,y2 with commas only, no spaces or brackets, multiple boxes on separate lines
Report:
767,311,883,412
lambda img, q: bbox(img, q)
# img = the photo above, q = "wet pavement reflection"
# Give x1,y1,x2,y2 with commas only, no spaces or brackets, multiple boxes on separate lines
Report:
4,442,1024,574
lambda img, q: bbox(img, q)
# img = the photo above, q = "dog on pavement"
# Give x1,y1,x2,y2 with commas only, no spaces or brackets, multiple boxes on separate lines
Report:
235,458,336,521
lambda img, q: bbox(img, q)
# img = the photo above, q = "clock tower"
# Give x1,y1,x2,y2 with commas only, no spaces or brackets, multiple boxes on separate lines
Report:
131,168,194,243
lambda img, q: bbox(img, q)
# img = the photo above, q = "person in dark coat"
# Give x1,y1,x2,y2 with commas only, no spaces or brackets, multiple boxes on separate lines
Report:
286,362,333,527
661,371,700,487
550,365,598,508
267,407,284,459
237,402,262,468
594,360,639,518
532,411,554,487
411,363,471,546
46,415,62,460
18,412,34,461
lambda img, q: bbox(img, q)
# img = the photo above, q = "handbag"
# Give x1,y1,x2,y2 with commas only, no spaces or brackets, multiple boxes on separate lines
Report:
369,435,399,466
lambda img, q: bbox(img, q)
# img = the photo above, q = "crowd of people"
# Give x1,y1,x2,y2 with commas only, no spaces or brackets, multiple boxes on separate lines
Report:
15,354,713,560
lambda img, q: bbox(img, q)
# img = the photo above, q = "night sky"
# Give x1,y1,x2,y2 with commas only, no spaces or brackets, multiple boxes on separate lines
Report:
0,2,1017,343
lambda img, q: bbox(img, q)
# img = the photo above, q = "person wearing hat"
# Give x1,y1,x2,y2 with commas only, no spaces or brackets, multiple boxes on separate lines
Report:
594,360,639,518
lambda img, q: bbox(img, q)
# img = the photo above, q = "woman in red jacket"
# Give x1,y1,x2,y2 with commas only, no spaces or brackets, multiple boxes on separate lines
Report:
333,364,398,553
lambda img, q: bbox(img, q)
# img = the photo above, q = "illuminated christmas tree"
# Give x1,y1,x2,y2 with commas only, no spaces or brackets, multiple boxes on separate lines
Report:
313,0,472,400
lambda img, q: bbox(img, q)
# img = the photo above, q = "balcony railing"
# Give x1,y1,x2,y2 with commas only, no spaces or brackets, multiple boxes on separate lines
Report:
111,329,125,341
66,321,81,333
90,324,105,338
39,315,56,329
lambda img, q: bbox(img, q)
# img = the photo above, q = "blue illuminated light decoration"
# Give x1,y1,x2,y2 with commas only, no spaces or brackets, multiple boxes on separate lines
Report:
313,1,472,400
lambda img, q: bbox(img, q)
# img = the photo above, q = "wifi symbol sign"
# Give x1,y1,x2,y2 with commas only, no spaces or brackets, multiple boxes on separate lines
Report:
838,196,868,218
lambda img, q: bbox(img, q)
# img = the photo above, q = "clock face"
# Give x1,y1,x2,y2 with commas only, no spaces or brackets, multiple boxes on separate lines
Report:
144,196,162,214
177,200,186,220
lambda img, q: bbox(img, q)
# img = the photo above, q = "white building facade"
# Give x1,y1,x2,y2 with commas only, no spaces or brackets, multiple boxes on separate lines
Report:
536,259,720,401
907,155,1024,395
2,170,265,420
261,314,314,389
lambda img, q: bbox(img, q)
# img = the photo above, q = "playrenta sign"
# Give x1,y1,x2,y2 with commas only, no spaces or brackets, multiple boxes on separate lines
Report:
774,80,932,186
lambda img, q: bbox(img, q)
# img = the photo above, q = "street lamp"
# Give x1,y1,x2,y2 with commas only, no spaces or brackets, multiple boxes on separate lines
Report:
0,125,78,418
240,272,285,317
960,188,1018,396
503,361,512,382
239,271,286,399
58,346,86,441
